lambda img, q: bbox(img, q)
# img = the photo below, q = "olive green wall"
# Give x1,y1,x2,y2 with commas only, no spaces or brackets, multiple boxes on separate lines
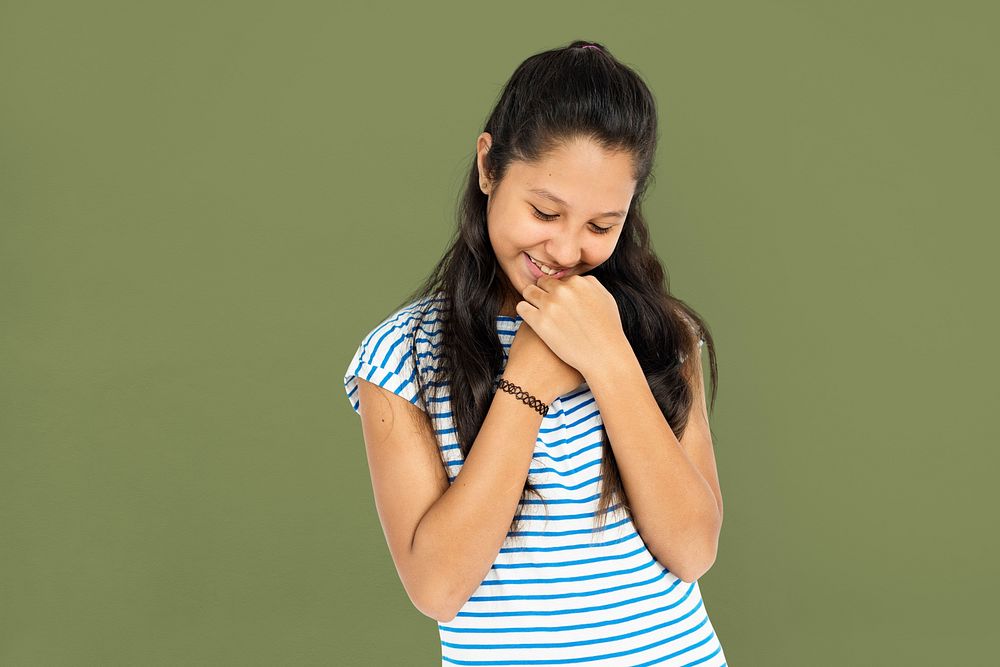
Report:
2,1,995,664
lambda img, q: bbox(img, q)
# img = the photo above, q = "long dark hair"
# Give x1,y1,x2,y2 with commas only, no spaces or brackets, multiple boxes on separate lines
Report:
388,40,717,538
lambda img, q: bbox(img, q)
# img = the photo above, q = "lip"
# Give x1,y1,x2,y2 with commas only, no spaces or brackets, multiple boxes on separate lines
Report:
523,252,570,279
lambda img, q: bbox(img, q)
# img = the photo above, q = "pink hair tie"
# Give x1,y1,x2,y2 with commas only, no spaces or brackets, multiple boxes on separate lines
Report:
580,45,601,51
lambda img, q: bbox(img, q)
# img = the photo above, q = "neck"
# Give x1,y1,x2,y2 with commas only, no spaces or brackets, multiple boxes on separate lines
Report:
499,292,519,318
496,273,521,317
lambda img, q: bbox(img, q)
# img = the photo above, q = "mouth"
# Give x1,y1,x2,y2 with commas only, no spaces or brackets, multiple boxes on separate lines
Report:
523,252,571,279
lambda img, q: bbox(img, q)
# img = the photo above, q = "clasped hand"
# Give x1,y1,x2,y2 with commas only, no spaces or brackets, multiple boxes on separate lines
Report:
514,274,629,379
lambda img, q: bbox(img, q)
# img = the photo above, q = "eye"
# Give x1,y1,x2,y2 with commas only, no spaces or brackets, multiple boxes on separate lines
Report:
531,206,613,235
530,205,557,222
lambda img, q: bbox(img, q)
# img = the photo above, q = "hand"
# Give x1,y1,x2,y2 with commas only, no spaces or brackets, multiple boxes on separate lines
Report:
504,316,585,402
515,274,630,379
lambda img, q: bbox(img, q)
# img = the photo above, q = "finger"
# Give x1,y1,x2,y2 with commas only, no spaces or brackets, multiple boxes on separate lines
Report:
534,274,558,293
521,282,545,305
515,299,538,321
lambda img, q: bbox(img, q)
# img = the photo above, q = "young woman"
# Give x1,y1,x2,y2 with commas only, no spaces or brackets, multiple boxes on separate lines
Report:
344,40,727,666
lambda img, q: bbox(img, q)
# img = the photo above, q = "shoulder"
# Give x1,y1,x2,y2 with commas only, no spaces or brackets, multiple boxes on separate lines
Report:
343,293,447,415
360,294,447,365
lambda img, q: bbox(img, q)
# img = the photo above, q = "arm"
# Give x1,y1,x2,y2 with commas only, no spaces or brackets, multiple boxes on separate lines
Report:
583,336,724,583
409,368,556,621
358,362,557,623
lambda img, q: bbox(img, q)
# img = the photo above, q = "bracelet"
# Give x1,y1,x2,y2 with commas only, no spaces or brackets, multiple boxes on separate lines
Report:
496,377,549,417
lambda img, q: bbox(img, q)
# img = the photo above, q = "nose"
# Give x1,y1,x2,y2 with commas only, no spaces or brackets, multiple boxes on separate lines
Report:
545,230,582,268
544,234,583,270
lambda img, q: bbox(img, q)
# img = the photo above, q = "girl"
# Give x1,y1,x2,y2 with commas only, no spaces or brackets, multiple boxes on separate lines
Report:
344,40,727,666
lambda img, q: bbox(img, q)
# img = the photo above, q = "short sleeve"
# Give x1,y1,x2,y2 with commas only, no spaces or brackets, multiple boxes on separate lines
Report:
343,308,427,416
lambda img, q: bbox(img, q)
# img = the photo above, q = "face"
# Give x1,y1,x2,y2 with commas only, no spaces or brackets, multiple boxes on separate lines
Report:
476,133,637,315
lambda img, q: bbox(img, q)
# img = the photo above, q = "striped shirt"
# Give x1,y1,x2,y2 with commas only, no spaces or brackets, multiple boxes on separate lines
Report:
344,294,726,666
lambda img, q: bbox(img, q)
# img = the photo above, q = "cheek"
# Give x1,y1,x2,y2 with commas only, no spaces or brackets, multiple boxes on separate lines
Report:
584,240,618,268
489,217,534,252
485,213,509,250
602,235,623,257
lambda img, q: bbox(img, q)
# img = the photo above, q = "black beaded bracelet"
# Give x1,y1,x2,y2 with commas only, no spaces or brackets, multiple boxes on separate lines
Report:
496,377,549,417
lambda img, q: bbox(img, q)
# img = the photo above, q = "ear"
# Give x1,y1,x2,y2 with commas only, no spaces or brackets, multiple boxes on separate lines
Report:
476,132,493,192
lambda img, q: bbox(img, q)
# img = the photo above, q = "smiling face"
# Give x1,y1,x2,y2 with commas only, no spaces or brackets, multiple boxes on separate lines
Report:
476,133,637,316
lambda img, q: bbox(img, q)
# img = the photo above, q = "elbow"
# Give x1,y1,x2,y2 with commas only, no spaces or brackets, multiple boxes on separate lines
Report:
410,589,458,623
426,605,459,624
397,547,461,623
435,608,459,624
672,551,718,583
408,577,462,624
657,541,718,584
671,519,722,583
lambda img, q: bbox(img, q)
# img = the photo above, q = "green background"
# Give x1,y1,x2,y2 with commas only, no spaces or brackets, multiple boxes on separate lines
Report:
2,1,996,664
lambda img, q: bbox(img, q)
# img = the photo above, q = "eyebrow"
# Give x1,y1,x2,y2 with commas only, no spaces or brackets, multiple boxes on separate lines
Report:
529,188,627,220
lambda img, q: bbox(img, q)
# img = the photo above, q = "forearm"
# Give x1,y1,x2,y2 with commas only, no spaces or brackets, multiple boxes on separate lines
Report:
410,369,554,620
584,340,721,581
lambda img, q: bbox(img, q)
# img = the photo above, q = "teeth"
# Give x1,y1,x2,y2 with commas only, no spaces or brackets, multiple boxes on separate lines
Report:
528,255,562,275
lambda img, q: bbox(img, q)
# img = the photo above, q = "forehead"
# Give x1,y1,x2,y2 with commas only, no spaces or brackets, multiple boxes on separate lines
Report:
508,138,636,207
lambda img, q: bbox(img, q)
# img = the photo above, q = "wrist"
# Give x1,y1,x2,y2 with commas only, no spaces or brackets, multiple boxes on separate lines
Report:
496,369,558,406
495,377,551,417
582,337,638,385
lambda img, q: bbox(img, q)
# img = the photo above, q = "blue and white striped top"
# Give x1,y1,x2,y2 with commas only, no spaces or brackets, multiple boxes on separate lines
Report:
344,294,727,666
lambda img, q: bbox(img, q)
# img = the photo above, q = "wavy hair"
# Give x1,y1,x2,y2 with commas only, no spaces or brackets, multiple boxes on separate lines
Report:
388,39,718,538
